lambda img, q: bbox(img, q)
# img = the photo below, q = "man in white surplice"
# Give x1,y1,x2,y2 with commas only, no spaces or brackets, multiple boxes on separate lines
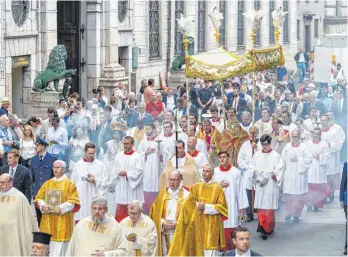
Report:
238,127,262,222
71,142,109,222
137,123,164,213
109,136,144,223
305,128,330,212
281,130,312,223
187,136,208,178
214,151,248,251
320,113,346,202
158,122,176,165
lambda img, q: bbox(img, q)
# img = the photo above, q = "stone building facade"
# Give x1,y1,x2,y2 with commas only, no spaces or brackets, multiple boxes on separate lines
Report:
0,0,298,118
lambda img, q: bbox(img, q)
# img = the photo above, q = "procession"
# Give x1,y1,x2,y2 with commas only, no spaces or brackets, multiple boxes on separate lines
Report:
0,1,347,257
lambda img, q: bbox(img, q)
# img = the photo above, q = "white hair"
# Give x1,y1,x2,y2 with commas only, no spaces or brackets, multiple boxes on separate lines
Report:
169,169,183,179
128,200,143,212
91,195,108,207
53,160,66,169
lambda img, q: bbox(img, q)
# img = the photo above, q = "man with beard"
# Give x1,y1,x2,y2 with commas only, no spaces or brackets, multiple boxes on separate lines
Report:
71,143,109,222
159,140,200,190
32,232,52,256
137,123,164,212
303,106,320,133
120,200,158,256
240,111,252,136
320,114,346,202
66,196,129,256
34,160,80,256
305,128,330,212
281,130,312,223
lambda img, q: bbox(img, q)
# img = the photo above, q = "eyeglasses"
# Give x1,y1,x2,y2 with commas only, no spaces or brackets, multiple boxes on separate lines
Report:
261,142,269,146
0,181,10,185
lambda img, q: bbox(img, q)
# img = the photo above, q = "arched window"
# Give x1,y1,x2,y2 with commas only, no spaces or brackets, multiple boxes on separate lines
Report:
219,0,226,46
149,1,160,59
174,1,185,56
237,0,245,48
198,1,206,52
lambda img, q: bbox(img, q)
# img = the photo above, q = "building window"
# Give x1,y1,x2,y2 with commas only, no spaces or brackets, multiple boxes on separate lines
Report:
314,19,319,38
149,1,160,59
254,0,261,46
297,20,300,40
283,0,289,43
174,1,185,56
11,0,30,27
219,0,226,46
269,0,275,44
237,0,245,48
198,1,206,52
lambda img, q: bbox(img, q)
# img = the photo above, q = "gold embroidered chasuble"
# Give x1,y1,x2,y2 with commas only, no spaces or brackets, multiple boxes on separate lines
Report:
196,126,223,153
159,153,200,191
149,187,190,256
34,177,80,242
168,182,228,256
0,188,39,256
120,214,158,256
65,215,129,256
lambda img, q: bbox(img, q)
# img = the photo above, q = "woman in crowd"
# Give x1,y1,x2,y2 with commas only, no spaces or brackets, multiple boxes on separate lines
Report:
19,124,36,168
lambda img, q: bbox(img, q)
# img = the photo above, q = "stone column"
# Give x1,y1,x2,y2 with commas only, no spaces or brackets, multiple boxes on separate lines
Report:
0,1,5,97
86,0,102,95
225,1,237,52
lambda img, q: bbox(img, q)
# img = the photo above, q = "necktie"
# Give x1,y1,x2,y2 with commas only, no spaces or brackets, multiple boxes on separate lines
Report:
10,168,14,177
234,98,238,110
40,156,43,162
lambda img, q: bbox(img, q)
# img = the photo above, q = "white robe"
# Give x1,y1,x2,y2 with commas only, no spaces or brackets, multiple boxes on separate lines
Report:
255,119,272,137
250,150,284,209
158,134,176,165
137,138,163,192
210,119,225,133
321,124,346,175
111,151,144,204
214,166,249,228
191,151,209,179
237,141,262,190
305,141,330,184
71,159,109,221
281,143,312,195
180,133,208,159
240,123,252,136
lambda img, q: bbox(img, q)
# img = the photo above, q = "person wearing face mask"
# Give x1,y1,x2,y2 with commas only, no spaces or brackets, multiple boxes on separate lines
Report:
71,142,108,223
305,128,330,212
281,130,312,223
66,196,129,256
34,160,80,257
320,114,346,203
0,173,39,256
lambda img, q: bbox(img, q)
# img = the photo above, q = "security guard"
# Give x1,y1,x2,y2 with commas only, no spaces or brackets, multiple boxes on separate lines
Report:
31,137,56,225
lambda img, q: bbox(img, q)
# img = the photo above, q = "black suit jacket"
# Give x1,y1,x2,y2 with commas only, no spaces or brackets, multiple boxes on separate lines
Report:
0,164,32,203
332,98,347,128
222,249,262,256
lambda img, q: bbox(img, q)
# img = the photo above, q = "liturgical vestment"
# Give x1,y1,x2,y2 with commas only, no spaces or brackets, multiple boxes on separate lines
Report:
0,187,39,256
66,215,129,256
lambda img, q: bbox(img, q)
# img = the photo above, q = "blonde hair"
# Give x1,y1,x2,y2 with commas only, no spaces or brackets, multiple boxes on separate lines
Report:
22,124,36,141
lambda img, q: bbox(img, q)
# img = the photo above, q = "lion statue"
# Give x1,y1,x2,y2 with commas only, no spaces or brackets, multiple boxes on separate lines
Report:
33,45,76,93
171,36,195,71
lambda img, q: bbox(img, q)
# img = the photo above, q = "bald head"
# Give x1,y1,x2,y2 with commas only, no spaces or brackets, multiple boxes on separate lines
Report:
187,136,197,150
168,169,183,191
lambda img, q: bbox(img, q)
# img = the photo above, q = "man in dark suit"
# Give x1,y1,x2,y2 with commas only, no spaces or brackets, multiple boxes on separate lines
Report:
223,226,262,256
31,137,56,225
228,83,248,122
340,162,347,255
301,91,327,119
0,149,32,203
332,89,347,129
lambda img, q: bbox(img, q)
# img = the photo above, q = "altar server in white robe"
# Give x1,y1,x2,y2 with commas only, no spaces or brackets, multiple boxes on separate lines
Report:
66,195,129,256
320,113,346,202
158,122,176,165
187,136,208,178
305,128,330,211
120,200,158,256
214,151,248,250
181,124,208,159
249,134,284,240
137,123,164,213
282,130,312,223
71,142,109,222
238,127,262,222
303,106,320,133
110,136,144,223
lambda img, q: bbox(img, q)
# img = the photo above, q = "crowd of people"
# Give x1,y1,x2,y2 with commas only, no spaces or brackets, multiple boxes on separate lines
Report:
0,64,347,256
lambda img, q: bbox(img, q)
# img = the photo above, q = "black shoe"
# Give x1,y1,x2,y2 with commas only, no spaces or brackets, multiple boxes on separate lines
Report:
329,193,334,202
261,233,268,240
307,205,313,212
285,214,292,221
313,208,319,212
343,249,347,255
245,216,254,222
293,215,300,223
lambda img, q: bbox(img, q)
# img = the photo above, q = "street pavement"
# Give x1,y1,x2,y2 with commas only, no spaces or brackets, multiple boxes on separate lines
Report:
243,191,346,256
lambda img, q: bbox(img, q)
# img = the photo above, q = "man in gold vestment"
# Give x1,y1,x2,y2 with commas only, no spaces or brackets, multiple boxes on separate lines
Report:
168,164,228,256
159,140,200,191
34,160,80,256
150,170,190,255
0,174,39,256
66,195,129,256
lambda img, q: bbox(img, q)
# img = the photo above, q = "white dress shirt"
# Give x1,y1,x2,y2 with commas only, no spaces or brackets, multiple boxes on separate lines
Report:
46,127,68,155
